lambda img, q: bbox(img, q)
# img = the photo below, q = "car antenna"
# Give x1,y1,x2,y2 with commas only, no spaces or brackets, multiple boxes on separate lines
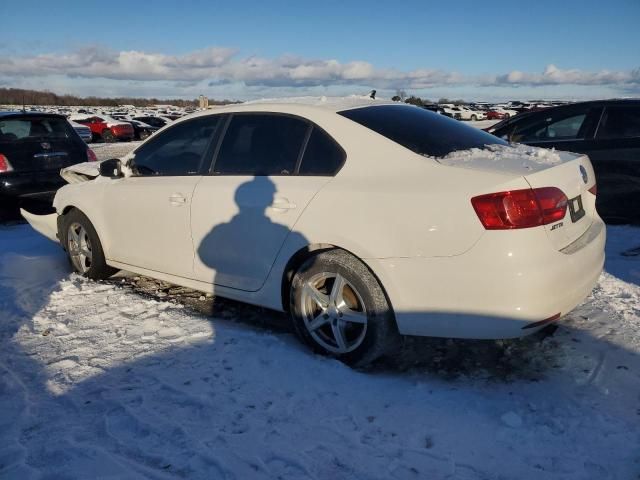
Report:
369,89,376,99
22,93,26,113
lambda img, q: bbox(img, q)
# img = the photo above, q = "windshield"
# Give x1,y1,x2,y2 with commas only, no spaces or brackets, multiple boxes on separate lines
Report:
338,104,506,157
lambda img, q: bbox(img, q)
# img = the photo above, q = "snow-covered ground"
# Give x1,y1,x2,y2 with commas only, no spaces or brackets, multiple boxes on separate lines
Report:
1,222,639,479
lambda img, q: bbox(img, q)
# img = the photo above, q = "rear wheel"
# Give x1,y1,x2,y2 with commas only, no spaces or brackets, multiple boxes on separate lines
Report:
504,113,511,119
471,114,477,121
289,250,399,367
139,130,151,140
102,129,116,143
61,209,118,280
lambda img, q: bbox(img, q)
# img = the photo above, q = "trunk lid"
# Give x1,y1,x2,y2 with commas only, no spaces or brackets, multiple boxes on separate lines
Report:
438,144,597,250
523,154,595,251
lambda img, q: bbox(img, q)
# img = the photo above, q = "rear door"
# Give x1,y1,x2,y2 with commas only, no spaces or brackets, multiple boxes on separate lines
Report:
190,114,339,291
586,104,640,222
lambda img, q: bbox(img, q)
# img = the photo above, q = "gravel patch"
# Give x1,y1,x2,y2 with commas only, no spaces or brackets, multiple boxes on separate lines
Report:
90,141,142,161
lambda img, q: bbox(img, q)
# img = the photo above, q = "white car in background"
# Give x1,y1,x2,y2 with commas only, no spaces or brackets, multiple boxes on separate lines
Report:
441,105,486,121
23,102,605,366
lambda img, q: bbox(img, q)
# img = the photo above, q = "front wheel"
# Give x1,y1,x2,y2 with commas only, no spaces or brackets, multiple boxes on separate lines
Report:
289,250,399,367
61,209,118,280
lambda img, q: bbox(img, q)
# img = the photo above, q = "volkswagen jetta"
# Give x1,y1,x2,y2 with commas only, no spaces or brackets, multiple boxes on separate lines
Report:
23,101,605,365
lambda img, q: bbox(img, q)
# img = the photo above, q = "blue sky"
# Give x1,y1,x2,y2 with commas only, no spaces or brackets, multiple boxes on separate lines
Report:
1,0,639,101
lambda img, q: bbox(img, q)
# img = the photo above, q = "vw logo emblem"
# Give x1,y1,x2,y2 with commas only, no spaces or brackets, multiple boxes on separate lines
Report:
579,165,588,184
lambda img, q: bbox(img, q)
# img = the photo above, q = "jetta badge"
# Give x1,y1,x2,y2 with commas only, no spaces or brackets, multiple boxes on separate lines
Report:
579,165,588,184
41,142,51,150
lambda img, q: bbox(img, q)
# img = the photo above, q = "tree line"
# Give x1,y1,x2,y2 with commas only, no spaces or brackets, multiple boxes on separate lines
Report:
0,88,236,107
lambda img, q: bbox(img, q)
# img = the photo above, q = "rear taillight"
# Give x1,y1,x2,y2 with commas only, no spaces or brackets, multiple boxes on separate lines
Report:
588,184,597,195
87,148,97,162
0,154,13,173
471,187,568,230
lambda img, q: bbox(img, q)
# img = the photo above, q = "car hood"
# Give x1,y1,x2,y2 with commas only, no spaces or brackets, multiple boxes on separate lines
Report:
60,161,101,183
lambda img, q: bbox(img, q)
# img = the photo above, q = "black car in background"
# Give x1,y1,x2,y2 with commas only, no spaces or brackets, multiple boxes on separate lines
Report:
124,119,159,140
0,112,95,221
487,100,640,224
132,116,170,129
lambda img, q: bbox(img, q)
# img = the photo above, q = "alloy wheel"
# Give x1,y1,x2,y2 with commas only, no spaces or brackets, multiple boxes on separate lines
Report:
67,222,93,274
300,272,368,354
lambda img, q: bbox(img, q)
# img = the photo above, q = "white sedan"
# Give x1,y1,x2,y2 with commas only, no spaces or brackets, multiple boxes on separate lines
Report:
23,101,605,366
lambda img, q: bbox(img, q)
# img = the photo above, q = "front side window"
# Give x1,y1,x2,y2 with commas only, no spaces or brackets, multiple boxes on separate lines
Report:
596,106,640,139
516,113,587,142
132,116,219,176
339,104,507,157
213,114,308,175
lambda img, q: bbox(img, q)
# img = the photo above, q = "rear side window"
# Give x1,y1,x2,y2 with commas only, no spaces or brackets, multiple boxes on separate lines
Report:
0,117,73,142
213,114,308,175
597,106,640,139
338,105,506,157
298,128,345,176
132,116,219,176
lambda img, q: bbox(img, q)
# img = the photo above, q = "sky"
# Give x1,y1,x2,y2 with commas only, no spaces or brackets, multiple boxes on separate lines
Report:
1,0,639,102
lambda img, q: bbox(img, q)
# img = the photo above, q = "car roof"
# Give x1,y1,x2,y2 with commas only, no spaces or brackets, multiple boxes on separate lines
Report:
0,111,67,119
165,98,401,126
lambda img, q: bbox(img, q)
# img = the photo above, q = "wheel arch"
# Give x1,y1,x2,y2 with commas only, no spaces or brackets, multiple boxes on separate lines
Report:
280,243,396,325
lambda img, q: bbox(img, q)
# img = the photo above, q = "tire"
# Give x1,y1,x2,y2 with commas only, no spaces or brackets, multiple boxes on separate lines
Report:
471,114,477,121
60,209,118,280
139,130,150,140
102,129,116,143
504,113,510,119
289,249,399,367
454,113,461,120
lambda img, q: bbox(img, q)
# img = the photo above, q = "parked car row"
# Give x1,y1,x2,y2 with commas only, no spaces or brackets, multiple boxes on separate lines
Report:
410,100,563,121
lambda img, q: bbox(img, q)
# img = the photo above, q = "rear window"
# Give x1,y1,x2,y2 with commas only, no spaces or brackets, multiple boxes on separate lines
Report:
338,104,506,157
0,117,73,142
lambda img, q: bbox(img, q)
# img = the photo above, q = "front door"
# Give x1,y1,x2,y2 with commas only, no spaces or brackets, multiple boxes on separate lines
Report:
101,115,221,277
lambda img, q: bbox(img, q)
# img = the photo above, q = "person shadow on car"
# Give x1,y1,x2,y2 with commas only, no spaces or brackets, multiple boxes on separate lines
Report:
197,176,307,294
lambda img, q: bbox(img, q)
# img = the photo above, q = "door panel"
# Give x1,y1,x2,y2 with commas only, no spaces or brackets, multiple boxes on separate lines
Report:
191,175,329,291
102,176,201,277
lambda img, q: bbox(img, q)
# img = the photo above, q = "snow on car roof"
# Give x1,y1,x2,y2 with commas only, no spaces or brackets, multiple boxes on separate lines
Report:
243,95,395,112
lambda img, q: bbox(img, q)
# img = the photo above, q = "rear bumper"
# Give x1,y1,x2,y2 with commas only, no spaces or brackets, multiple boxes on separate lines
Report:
0,171,65,199
366,218,606,339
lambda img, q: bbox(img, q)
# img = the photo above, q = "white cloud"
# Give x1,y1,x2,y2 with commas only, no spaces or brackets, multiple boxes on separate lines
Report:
1,46,638,98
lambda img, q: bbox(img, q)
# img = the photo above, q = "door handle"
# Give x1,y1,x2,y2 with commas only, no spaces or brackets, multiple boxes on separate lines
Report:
269,198,297,212
169,193,187,206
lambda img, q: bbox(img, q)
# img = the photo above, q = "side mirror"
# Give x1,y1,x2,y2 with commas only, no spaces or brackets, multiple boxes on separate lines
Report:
99,158,123,178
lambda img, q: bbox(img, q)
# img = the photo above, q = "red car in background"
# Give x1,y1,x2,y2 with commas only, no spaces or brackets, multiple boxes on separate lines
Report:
486,110,507,120
70,115,134,143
